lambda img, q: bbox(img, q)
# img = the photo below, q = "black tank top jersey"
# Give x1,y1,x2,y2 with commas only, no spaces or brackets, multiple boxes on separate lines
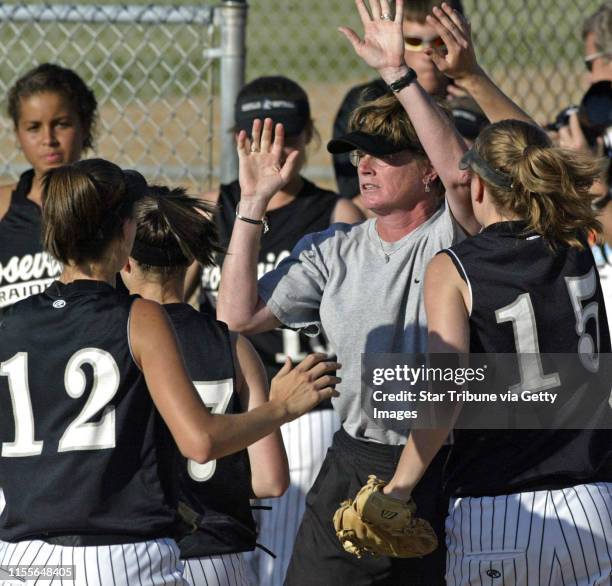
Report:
442,221,612,497
0,280,176,542
200,178,338,382
0,170,61,313
164,303,256,558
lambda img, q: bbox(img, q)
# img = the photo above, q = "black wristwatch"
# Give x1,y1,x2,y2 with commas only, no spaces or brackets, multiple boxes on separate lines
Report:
387,68,417,94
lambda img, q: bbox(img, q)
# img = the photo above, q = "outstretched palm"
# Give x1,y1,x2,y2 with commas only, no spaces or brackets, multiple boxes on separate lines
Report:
339,0,406,73
237,118,299,202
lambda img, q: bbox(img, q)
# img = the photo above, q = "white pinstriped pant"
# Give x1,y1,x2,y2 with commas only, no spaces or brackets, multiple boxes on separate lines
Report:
445,483,612,586
0,537,186,585
183,554,251,586
248,408,341,586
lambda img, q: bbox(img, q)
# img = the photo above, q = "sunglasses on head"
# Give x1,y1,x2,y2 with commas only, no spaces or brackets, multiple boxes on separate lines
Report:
585,52,610,72
404,34,445,52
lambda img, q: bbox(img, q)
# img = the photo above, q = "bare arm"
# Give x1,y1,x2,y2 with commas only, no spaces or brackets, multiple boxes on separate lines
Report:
383,253,469,499
129,298,338,463
217,119,298,333
426,3,534,126
234,334,289,498
339,0,476,235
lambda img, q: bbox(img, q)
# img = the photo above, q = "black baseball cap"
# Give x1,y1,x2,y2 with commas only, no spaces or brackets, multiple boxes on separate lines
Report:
234,96,310,137
327,131,419,155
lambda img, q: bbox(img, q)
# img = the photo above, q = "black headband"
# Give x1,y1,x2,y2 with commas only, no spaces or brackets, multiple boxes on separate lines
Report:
459,148,513,190
131,238,189,267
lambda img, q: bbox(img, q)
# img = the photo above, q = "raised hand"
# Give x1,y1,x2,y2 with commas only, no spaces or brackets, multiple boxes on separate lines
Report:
425,2,480,84
270,353,341,421
339,0,406,76
237,117,300,203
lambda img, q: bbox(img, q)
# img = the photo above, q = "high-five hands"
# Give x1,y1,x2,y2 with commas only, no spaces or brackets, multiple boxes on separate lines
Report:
270,353,341,421
338,0,407,79
237,118,300,203
425,2,481,87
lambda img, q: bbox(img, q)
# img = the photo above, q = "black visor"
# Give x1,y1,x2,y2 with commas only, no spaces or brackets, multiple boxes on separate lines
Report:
327,130,419,155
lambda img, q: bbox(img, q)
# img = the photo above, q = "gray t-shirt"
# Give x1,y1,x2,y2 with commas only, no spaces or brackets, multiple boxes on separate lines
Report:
258,201,464,444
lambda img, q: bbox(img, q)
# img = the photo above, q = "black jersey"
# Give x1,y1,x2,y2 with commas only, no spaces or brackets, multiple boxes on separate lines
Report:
164,303,256,557
0,280,176,542
442,221,612,497
0,170,61,313
201,178,338,383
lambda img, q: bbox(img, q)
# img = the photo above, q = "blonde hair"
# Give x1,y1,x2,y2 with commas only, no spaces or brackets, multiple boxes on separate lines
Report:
473,120,603,248
349,93,453,197
349,92,425,154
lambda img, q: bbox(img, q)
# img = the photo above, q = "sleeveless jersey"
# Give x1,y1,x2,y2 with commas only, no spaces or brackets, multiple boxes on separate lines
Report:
0,280,176,542
442,221,612,497
591,241,612,333
164,303,256,558
201,178,338,382
0,170,61,313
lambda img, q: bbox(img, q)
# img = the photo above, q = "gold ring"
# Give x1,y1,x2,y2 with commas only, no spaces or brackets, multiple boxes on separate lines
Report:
250,145,260,153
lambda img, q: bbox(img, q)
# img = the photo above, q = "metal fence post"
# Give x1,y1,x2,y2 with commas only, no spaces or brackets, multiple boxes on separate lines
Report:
218,0,247,184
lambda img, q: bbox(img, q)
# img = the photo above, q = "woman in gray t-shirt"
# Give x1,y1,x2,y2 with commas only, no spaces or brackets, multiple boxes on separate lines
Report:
217,2,533,583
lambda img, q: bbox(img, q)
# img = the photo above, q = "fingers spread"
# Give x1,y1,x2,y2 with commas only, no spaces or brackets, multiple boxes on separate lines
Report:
355,0,372,25
368,0,381,20
425,14,455,51
314,375,342,390
394,0,404,23
295,352,329,373
338,26,363,51
250,118,262,151
277,356,293,377
270,122,285,160
432,5,465,48
309,360,341,380
261,117,274,152
237,130,248,155
442,2,468,35
280,150,301,184
319,387,341,401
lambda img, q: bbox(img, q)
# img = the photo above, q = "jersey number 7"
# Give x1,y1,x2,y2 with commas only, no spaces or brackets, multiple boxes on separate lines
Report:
187,379,234,482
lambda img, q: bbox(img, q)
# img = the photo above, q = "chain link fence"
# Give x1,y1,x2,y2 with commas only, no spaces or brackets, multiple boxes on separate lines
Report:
0,3,218,191
0,1,604,189
247,0,603,186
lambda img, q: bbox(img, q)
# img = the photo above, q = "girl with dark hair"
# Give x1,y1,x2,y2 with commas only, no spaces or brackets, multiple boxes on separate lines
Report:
0,63,98,312
0,158,338,586
191,74,363,586
122,185,293,585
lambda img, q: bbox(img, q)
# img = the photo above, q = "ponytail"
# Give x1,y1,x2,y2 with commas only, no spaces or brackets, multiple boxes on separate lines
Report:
474,120,603,248
132,186,222,275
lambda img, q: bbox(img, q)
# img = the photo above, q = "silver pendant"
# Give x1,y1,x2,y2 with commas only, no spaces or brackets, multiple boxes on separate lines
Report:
384,254,390,263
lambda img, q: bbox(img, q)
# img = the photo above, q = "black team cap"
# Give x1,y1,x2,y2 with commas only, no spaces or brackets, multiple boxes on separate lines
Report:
235,96,310,137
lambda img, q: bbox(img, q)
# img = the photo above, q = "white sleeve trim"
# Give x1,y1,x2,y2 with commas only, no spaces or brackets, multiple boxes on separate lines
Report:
444,249,473,317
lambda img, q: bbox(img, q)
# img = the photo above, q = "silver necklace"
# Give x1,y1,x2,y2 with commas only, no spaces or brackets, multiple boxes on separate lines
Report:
376,226,410,263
